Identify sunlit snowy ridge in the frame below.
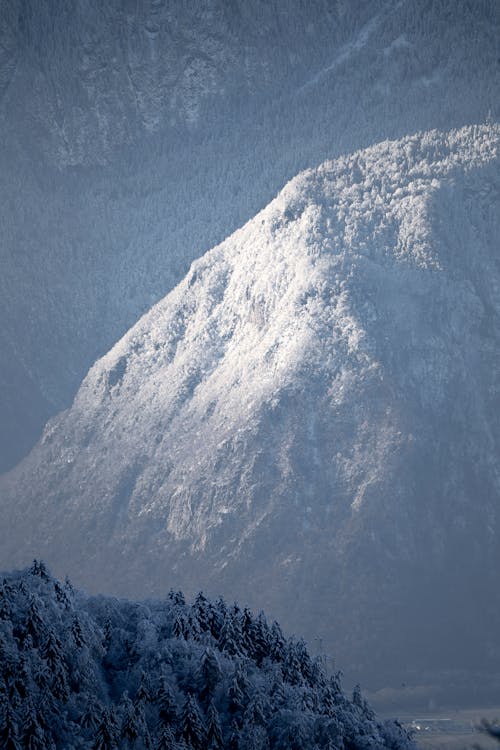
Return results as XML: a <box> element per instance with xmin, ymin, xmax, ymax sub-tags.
<box><xmin>1</xmin><ymin>124</ymin><xmax>499</xmax><ymax>687</ymax></box>
<box><xmin>1</xmin><ymin>0</ymin><xmax>498</xmax><ymax>472</ymax></box>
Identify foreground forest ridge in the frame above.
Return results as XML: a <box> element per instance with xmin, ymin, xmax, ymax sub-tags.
<box><xmin>0</xmin><ymin>563</ymin><xmax>415</xmax><ymax>749</ymax></box>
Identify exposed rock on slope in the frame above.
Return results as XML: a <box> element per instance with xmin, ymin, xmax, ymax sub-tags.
<box><xmin>1</xmin><ymin>125</ymin><xmax>499</xmax><ymax>686</ymax></box>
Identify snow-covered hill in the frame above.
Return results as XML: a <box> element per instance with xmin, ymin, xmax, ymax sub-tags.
<box><xmin>1</xmin><ymin>0</ymin><xmax>498</xmax><ymax>470</ymax></box>
<box><xmin>0</xmin><ymin>563</ymin><xmax>415</xmax><ymax>749</ymax></box>
<box><xmin>1</xmin><ymin>124</ymin><xmax>499</xmax><ymax>688</ymax></box>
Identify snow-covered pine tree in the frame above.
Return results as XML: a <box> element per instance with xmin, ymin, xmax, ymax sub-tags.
<box><xmin>93</xmin><ymin>707</ymin><xmax>119</xmax><ymax>750</ymax></box>
<box><xmin>156</xmin><ymin>677</ymin><xmax>177</xmax><ymax>728</ymax></box>
<box><xmin>120</xmin><ymin>694</ymin><xmax>141</xmax><ymax>746</ymax></box>
<box><xmin>206</xmin><ymin>700</ymin><xmax>223</xmax><ymax>750</ymax></box>
<box><xmin>135</xmin><ymin>671</ymin><xmax>154</xmax><ymax>705</ymax></box>
<box><xmin>155</xmin><ymin>724</ymin><xmax>176</xmax><ymax>750</ymax></box>
<box><xmin>21</xmin><ymin>696</ymin><xmax>54</xmax><ymax>750</ymax></box>
<box><xmin>196</xmin><ymin>648</ymin><xmax>222</xmax><ymax>706</ymax></box>
<box><xmin>218</xmin><ymin>611</ymin><xmax>243</xmax><ymax>657</ymax></box>
<box><xmin>192</xmin><ymin>592</ymin><xmax>210</xmax><ymax>634</ymax></box>
<box><xmin>0</xmin><ymin>702</ymin><xmax>21</xmax><ymax>750</ymax></box>
<box><xmin>179</xmin><ymin>694</ymin><xmax>205</xmax><ymax>750</ymax></box>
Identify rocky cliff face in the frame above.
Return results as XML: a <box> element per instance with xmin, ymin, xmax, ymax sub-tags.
<box><xmin>2</xmin><ymin>124</ymin><xmax>499</xmax><ymax>686</ymax></box>
<box><xmin>1</xmin><ymin>0</ymin><xmax>498</xmax><ymax>471</ymax></box>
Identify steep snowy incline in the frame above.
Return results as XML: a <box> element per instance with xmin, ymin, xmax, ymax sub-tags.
<box><xmin>1</xmin><ymin>125</ymin><xmax>499</xmax><ymax>688</ymax></box>
<box><xmin>1</xmin><ymin>0</ymin><xmax>498</xmax><ymax>472</ymax></box>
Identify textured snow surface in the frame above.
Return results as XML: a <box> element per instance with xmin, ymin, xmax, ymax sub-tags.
<box><xmin>1</xmin><ymin>125</ymin><xmax>499</xmax><ymax>686</ymax></box>
<box><xmin>1</xmin><ymin>0</ymin><xmax>499</xmax><ymax>470</ymax></box>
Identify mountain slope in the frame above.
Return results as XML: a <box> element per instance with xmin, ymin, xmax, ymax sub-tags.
<box><xmin>1</xmin><ymin>124</ymin><xmax>499</xmax><ymax>688</ymax></box>
<box><xmin>1</xmin><ymin>0</ymin><xmax>499</xmax><ymax>470</ymax></box>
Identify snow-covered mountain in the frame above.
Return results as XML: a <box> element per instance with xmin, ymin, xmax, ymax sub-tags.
<box><xmin>2</xmin><ymin>124</ymin><xmax>499</xmax><ymax>688</ymax></box>
<box><xmin>1</xmin><ymin>0</ymin><xmax>498</xmax><ymax>471</ymax></box>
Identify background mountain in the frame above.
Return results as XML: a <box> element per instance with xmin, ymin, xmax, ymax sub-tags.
<box><xmin>1</xmin><ymin>124</ymin><xmax>499</xmax><ymax>695</ymax></box>
<box><xmin>0</xmin><ymin>563</ymin><xmax>416</xmax><ymax>749</ymax></box>
<box><xmin>1</xmin><ymin>0</ymin><xmax>499</xmax><ymax>471</ymax></box>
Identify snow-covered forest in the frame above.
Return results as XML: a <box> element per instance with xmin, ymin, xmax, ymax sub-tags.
<box><xmin>0</xmin><ymin>563</ymin><xmax>415</xmax><ymax>749</ymax></box>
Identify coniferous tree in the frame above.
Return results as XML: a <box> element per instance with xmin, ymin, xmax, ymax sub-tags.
<box><xmin>218</xmin><ymin>612</ymin><xmax>243</xmax><ymax>657</ymax></box>
<box><xmin>352</xmin><ymin>684</ymin><xmax>363</xmax><ymax>709</ymax></box>
<box><xmin>244</xmin><ymin>691</ymin><xmax>267</xmax><ymax>728</ymax></box>
<box><xmin>196</xmin><ymin>648</ymin><xmax>221</xmax><ymax>705</ymax></box>
<box><xmin>283</xmin><ymin>641</ymin><xmax>303</xmax><ymax>686</ymax></box>
<box><xmin>206</xmin><ymin>600</ymin><xmax>223</xmax><ymax>641</ymax></box>
<box><xmin>29</xmin><ymin>561</ymin><xmax>49</xmax><ymax>581</ymax></box>
<box><xmin>211</xmin><ymin>597</ymin><xmax>228</xmax><ymax>640</ymax></box>
<box><xmin>320</xmin><ymin>685</ymin><xmax>337</xmax><ymax>717</ymax></box>
<box><xmin>188</xmin><ymin>611</ymin><xmax>203</xmax><ymax>640</ymax></box>
<box><xmin>269</xmin><ymin>667</ymin><xmax>286</xmax><ymax>709</ymax></box>
<box><xmin>241</xmin><ymin>608</ymin><xmax>254</xmax><ymax>655</ymax></box>
<box><xmin>51</xmin><ymin>664</ymin><xmax>70</xmax><ymax>702</ymax></box>
<box><xmin>22</xmin><ymin>697</ymin><xmax>54</xmax><ymax>750</ymax></box>
<box><xmin>31</xmin><ymin>661</ymin><xmax>50</xmax><ymax>693</ymax></box>
<box><xmin>3</xmin><ymin>656</ymin><xmax>22</xmax><ymax>711</ymax></box>
<box><xmin>167</xmin><ymin>591</ymin><xmax>185</xmax><ymax>607</ymax></box>
<box><xmin>136</xmin><ymin>671</ymin><xmax>153</xmax><ymax>705</ymax></box>
<box><xmin>0</xmin><ymin>587</ymin><xmax>11</xmax><ymax>620</ymax></box>
<box><xmin>180</xmin><ymin>695</ymin><xmax>205</xmax><ymax>750</ymax></box>
<box><xmin>71</xmin><ymin>614</ymin><xmax>86</xmax><ymax>648</ymax></box>
<box><xmin>227</xmin><ymin>717</ymin><xmax>240</xmax><ymax>750</ymax></box>
<box><xmin>0</xmin><ymin>703</ymin><xmax>21</xmax><ymax>750</ymax></box>
<box><xmin>134</xmin><ymin>699</ymin><xmax>152</xmax><ymax>749</ymax></box>
<box><xmin>172</xmin><ymin>613</ymin><xmax>188</xmax><ymax>641</ymax></box>
<box><xmin>206</xmin><ymin>700</ymin><xmax>223</xmax><ymax>750</ymax></box>
<box><xmin>93</xmin><ymin>707</ymin><xmax>119</xmax><ymax>750</ymax></box>
<box><xmin>121</xmin><ymin>694</ymin><xmax>140</xmax><ymax>746</ymax></box>
<box><xmin>103</xmin><ymin>618</ymin><xmax>113</xmax><ymax>650</ymax></box>
<box><xmin>53</xmin><ymin>581</ymin><xmax>70</xmax><ymax>609</ymax></box>
<box><xmin>80</xmin><ymin>699</ymin><xmax>101</xmax><ymax>734</ymax></box>
<box><xmin>41</xmin><ymin>630</ymin><xmax>65</xmax><ymax>673</ymax></box>
<box><xmin>295</xmin><ymin>639</ymin><xmax>313</xmax><ymax>684</ymax></box>
<box><xmin>228</xmin><ymin>674</ymin><xmax>244</xmax><ymax>718</ymax></box>
<box><xmin>25</xmin><ymin>599</ymin><xmax>44</xmax><ymax>648</ymax></box>
<box><xmin>310</xmin><ymin>657</ymin><xmax>326</xmax><ymax>691</ymax></box>
<box><xmin>14</xmin><ymin>656</ymin><xmax>30</xmax><ymax>702</ymax></box>
<box><xmin>192</xmin><ymin>592</ymin><xmax>210</xmax><ymax>633</ymax></box>
<box><xmin>155</xmin><ymin>724</ymin><xmax>176</xmax><ymax>750</ymax></box>
<box><xmin>250</xmin><ymin>613</ymin><xmax>270</xmax><ymax>666</ymax></box>
<box><xmin>156</xmin><ymin>678</ymin><xmax>177</xmax><ymax>727</ymax></box>
<box><xmin>18</xmin><ymin>580</ymin><xmax>28</xmax><ymax>597</ymax></box>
